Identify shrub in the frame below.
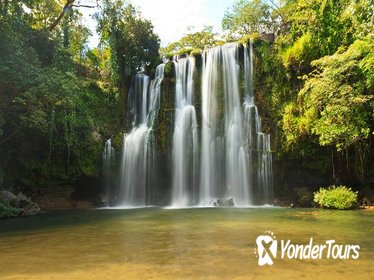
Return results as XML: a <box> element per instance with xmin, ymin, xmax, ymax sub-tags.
<box><xmin>313</xmin><ymin>186</ymin><xmax>358</xmax><ymax>210</ymax></box>
<box><xmin>0</xmin><ymin>202</ymin><xmax>22</xmax><ymax>219</ymax></box>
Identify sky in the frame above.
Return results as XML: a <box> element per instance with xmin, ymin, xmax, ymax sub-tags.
<box><xmin>81</xmin><ymin>0</ymin><xmax>238</xmax><ymax>47</ymax></box>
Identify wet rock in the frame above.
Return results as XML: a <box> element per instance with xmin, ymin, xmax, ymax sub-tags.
<box><xmin>216</xmin><ymin>199</ymin><xmax>224</xmax><ymax>207</ymax></box>
<box><xmin>361</xmin><ymin>197</ymin><xmax>372</xmax><ymax>206</ymax></box>
<box><xmin>0</xmin><ymin>190</ymin><xmax>40</xmax><ymax>218</ymax></box>
<box><xmin>224</xmin><ymin>197</ymin><xmax>235</xmax><ymax>207</ymax></box>
<box><xmin>22</xmin><ymin>202</ymin><xmax>40</xmax><ymax>216</ymax></box>
<box><xmin>17</xmin><ymin>192</ymin><xmax>32</xmax><ymax>207</ymax></box>
<box><xmin>273</xmin><ymin>198</ymin><xmax>293</xmax><ymax>207</ymax></box>
<box><xmin>0</xmin><ymin>190</ymin><xmax>20</xmax><ymax>207</ymax></box>
<box><xmin>295</xmin><ymin>187</ymin><xmax>313</xmax><ymax>207</ymax></box>
<box><xmin>17</xmin><ymin>192</ymin><xmax>30</xmax><ymax>202</ymax></box>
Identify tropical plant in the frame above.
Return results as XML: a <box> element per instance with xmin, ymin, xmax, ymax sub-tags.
<box><xmin>314</xmin><ymin>186</ymin><xmax>358</xmax><ymax>209</ymax></box>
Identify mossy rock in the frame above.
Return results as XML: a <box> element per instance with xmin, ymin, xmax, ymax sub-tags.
<box><xmin>164</xmin><ymin>61</ymin><xmax>175</xmax><ymax>78</ymax></box>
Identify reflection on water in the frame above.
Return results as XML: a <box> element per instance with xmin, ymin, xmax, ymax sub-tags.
<box><xmin>0</xmin><ymin>208</ymin><xmax>373</xmax><ymax>279</ymax></box>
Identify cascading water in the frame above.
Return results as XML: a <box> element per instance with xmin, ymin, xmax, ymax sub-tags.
<box><xmin>257</xmin><ymin>132</ymin><xmax>273</xmax><ymax>204</ymax></box>
<box><xmin>200</xmin><ymin>40</ymin><xmax>272</xmax><ymax>206</ymax></box>
<box><xmin>111</xmin><ymin>39</ymin><xmax>272</xmax><ymax>207</ymax></box>
<box><xmin>171</xmin><ymin>56</ymin><xmax>198</xmax><ymax>207</ymax></box>
<box><xmin>200</xmin><ymin>43</ymin><xmax>251</xmax><ymax>206</ymax></box>
<box><xmin>243</xmin><ymin>39</ymin><xmax>273</xmax><ymax>204</ymax></box>
<box><xmin>119</xmin><ymin>65</ymin><xmax>165</xmax><ymax>206</ymax></box>
<box><xmin>103</xmin><ymin>139</ymin><xmax>115</xmax><ymax>206</ymax></box>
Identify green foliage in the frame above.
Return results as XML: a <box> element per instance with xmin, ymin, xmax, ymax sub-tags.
<box><xmin>160</xmin><ymin>26</ymin><xmax>218</xmax><ymax>57</ymax></box>
<box><xmin>283</xmin><ymin>38</ymin><xmax>374</xmax><ymax>151</ymax></box>
<box><xmin>96</xmin><ymin>0</ymin><xmax>160</xmax><ymax>81</ymax></box>
<box><xmin>0</xmin><ymin>202</ymin><xmax>22</xmax><ymax>219</ymax></box>
<box><xmin>0</xmin><ymin>0</ymin><xmax>373</xmax><ymax>196</ymax></box>
<box><xmin>314</xmin><ymin>186</ymin><xmax>358</xmax><ymax>209</ymax></box>
<box><xmin>0</xmin><ymin>2</ymin><xmax>119</xmax><ymax>191</ymax></box>
<box><xmin>249</xmin><ymin>0</ymin><xmax>374</xmax><ymax>182</ymax></box>
<box><xmin>222</xmin><ymin>0</ymin><xmax>275</xmax><ymax>39</ymax></box>
<box><xmin>281</xmin><ymin>33</ymin><xmax>318</xmax><ymax>72</ymax></box>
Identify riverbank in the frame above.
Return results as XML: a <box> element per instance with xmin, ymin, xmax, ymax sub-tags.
<box><xmin>1</xmin><ymin>185</ymin><xmax>374</xmax><ymax>219</ymax></box>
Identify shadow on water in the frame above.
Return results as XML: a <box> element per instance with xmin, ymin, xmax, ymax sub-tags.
<box><xmin>0</xmin><ymin>207</ymin><xmax>156</xmax><ymax>236</ymax></box>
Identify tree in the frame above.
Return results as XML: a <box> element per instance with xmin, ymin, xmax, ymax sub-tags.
<box><xmin>0</xmin><ymin>0</ymin><xmax>115</xmax><ymax>191</ymax></box>
<box><xmin>222</xmin><ymin>0</ymin><xmax>274</xmax><ymax>39</ymax></box>
<box><xmin>159</xmin><ymin>26</ymin><xmax>218</xmax><ymax>57</ymax></box>
<box><xmin>95</xmin><ymin>0</ymin><xmax>160</xmax><ymax>125</ymax></box>
<box><xmin>284</xmin><ymin>38</ymin><xmax>373</xmax><ymax>150</ymax></box>
<box><xmin>282</xmin><ymin>37</ymin><xmax>374</xmax><ymax>180</ymax></box>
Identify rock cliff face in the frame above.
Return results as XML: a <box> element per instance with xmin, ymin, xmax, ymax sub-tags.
<box><xmin>152</xmin><ymin>61</ymin><xmax>176</xmax><ymax>204</ymax></box>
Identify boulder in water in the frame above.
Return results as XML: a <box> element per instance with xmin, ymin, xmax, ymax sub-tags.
<box><xmin>17</xmin><ymin>192</ymin><xmax>31</xmax><ymax>207</ymax></box>
<box><xmin>0</xmin><ymin>190</ymin><xmax>40</xmax><ymax>218</ymax></box>
<box><xmin>0</xmin><ymin>190</ymin><xmax>20</xmax><ymax>207</ymax></box>
<box><xmin>224</xmin><ymin>197</ymin><xmax>235</xmax><ymax>207</ymax></box>
<box><xmin>22</xmin><ymin>201</ymin><xmax>40</xmax><ymax>216</ymax></box>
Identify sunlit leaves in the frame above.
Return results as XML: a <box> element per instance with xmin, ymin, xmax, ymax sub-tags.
<box><xmin>222</xmin><ymin>0</ymin><xmax>274</xmax><ymax>39</ymax></box>
<box><xmin>159</xmin><ymin>26</ymin><xmax>218</xmax><ymax>57</ymax></box>
<box><xmin>283</xmin><ymin>38</ymin><xmax>374</xmax><ymax>150</ymax></box>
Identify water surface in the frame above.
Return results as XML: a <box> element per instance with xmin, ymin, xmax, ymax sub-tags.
<box><xmin>0</xmin><ymin>208</ymin><xmax>372</xmax><ymax>279</ymax></box>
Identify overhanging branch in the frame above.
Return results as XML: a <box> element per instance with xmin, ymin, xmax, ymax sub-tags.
<box><xmin>48</xmin><ymin>0</ymin><xmax>75</xmax><ymax>31</ymax></box>
<box><xmin>48</xmin><ymin>0</ymin><xmax>99</xmax><ymax>31</ymax></box>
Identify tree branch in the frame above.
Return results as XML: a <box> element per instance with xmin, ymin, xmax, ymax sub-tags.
<box><xmin>268</xmin><ymin>0</ymin><xmax>280</xmax><ymax>10</ymax></box>
<box><xmin>48</xmin><ymin>1</ymin><xmax>100</xmax><ymax>31</ymax></box>
<box><xmin>72</xmin><ymin>4</ymin><xmax>97</xmax><ymax>8</ymax></box>
<box><xmin>268</xmin><ymin>0</ymin><xmax>285</xmax><ymax>21</ymax></box>
<box><xmin>48</xmin><ymin>0</ymin><xmax>75</xmax><ymax>31</ymax></box>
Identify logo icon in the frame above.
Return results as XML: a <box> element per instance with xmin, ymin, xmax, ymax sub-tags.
<box><xmin>255</xmin><ymin>231</ymin><xmax>277</xmax><ymax>266</ymax></box>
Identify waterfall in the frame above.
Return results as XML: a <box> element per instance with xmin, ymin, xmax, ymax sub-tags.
<box><xmin>200</xmin><ymin>43</ymin><xmax>251</xmax><ymax>206</ymax></box>
<box><xmin>257</xmin><ymin>133</ymin><xmax>273</xmax><ymax>204</ymax></box>
<box><xmin>119</xmin><ymin>65</ymin><xmax>165</xmax><ymax>206</ymax></box>
<box><xmin>103</xmin><ymin>139</ymin><xmax>115</xmax><ymax>206</ymax></box>
<box><xmin>200</xmin><ymin>41</ymin><xmax>273</xmax><ymax>206</ymax></box>
<box><xmin>243</xmin><ymin>39</ymin><xmax>273</xmax><ymax>204</ymax></box>
<box><xmin>171</xmin><ymin>56</ymin><xmax>198</xmax><ymax>207</ymax></box>
<box><xmin>113</xmin><ymin>39</ymin><xmax>272</xmax><ymax>207</ymax></box>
